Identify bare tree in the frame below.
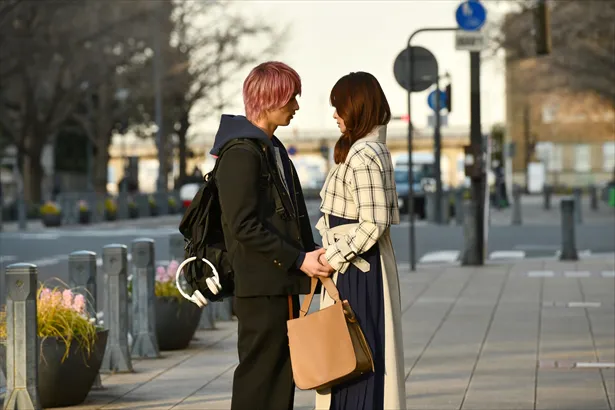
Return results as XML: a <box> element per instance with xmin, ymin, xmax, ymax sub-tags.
<box><xmin>0</xmin><ymin>1</ymin><xmax>158</xmax><ymax>200</ymax></box>
<box><xmin>495</xmin><ymin>0</ymin><xmax>615</xmax><ymax>103</ymax></box>
<box><xmin>164</xmin><ymin>1</ymin><xmax>284</xmax><ymax>183</ymax></box>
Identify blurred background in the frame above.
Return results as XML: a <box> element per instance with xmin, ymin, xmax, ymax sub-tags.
<box><xmin>0</xmin><ymin>0</ymin><xmax>613</xmax><ymax>218</ymax></box>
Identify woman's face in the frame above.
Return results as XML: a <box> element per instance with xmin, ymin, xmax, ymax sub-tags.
<box><xmin>333</xmin><ymin>109</ymin><xmax>346</xmax><ymax>133</ymax></box>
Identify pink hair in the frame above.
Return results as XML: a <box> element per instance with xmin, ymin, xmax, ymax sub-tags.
<box><xmin>243</xmin><ymin>61</ymin><xmax>301</xmax><ymax>121</ymax></box>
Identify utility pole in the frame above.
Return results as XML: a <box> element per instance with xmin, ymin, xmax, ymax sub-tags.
<box><xmin>433</xmin><ymin>78</ymin><xmax>443</xmax><ymax>225</ymax></box>
<box><xmin>464</xmin><ymin>51</ymin><xmax>485</xmax><ymax>265</ymax></box>
<box><xmin>152</xmin><ymin>4</ymin><xmax>168</xmax><ymax>214</ymax></box>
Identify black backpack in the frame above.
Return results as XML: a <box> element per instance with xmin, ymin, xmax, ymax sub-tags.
<box><xmin>177</xmin><ymin>138</ymin><xmax>288</xmax><ymax>305</ymax></box>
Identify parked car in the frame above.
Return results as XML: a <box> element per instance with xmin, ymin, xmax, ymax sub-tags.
<box><xmin>394</xmin><ymin>153</ymin><xmax>444</xmax><ymax>219</ymax></box>
<box><xmin>179</xmin><ymin>182</ymin><xmax>200</xmax><ymax>210</ymax></box>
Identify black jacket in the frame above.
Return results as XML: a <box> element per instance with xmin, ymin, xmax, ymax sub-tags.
<box><xmin>212</xmin><ymin>115</ymin><xmax>315</xmax><ymax>297</ymax></box>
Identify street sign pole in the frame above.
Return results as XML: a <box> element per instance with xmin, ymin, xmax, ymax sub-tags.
<box><xmin>405</xmin><ymin>27</ymin><xmax>457</xmax><ymax>271</ymax></box>
<box><xmin>468</xmin><ymin>50</ymin><xmax>485</xmax><ymax>265</ymax></box>
<box><xmin>434</xmin><ymin>79</ymin><xmax>443</xmax><ymax>225</ymax></box>
<box><xmin>456</xmin><ymin>0</ymin><xmax>487</xmax><ymax>266</ymax></box>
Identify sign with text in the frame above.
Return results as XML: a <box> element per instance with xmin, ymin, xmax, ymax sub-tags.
<box><xmin>455</xmin><ymin>30</ymin><xmax>486</xmax><ymax>51</ymax></box>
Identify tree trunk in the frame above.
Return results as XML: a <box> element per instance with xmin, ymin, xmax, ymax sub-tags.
<box><xmin>93</xmin><ymin>147</ymin><xmax>110</xmax><ymax>194</ymax></box>
<box><xmin>23</xmin><ymin>134</ymin><xmax>44</xmax><ymax>204</ymax></box>
<box><xmin>92</xmin><ymin>83</ymin><xmax>113</xmax><ymax>194</ymax></box>
<box><xmin>177</xmin><ymin>111</ymin><xmax>190</xmax><ymax>185</ymax></box>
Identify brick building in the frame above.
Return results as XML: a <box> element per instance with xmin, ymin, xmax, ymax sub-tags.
<box><xmin>505</xmin><ymin>58</ymin><xmax>615</xmax><ymax>188</ymax></box>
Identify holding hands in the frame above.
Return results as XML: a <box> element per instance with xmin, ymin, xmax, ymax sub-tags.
<box><xmin>300</xmin><ymin>248</ymin><xmax>334</xmax><ymax>278</ymax></box>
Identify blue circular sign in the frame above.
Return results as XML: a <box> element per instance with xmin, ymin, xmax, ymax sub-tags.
<box><xmin>288</xmin><ymin>146</ymin><xmax>297</xmax><ymax>156</ymax></box>
<box><xmin>427</xmin><ymin>90</ymin><xmax>447</xmax><ymax>112</ymax></box>
<box><xmin>455</xmin><ymin>0</ymin><xmax>487</xmax><ymax>31</ymax></box>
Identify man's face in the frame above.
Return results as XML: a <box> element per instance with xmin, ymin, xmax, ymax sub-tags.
<box><xmin>266</xmin><ymin>95</ymin><xmax>299</xmax><ymax>127</ymax></box>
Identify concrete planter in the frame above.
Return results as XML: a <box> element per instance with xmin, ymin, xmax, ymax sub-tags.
<box><xmin>41</xmin><ymin>213</ymin><xmax>62</xmax><ymax>227</ymax></box>
<box><xmin>155</xmin><ymin>297</ymin><xmax>202</xmax><ymax>351</ymax></box>
<box><xmin>1</xmin><ymin>329</ymin><xmax>108</xmax><ymax>408</ymax></box>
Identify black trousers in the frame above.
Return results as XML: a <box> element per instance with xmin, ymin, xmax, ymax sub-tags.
<box><xmin>231</xmin><ymin>294</ymin><xmax>300</xmax><ymax>410</ymax></box>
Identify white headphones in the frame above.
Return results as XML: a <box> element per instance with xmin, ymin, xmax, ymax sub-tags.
<box><xmin>175</xmin><ymin>256</ymin><xmax>223</xmax><ymax>307</ymax></box>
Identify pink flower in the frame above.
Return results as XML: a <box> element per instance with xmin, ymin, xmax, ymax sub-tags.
<box><xmin>39</xmin><ymin>288</ymin><xmax>52</xmax><ymax>302</ymax></box>
<box><xmin>73</xmin><ymin>294</ymin><xmax>86</xmax><ymax>313</ymax></box>
<box><xmin>167</xmin><ymin>260</ymin><xmax>179</xmax><ymax>275</ymax></box>
<box><xmin>62</xmin><ymin>289</ymin><xmax>74</xmax><ymax>308</ymax></box>
<box><xmin>50</xmin><ymin>290</ymin><xmax>62</xmax><ymax>307</ymax></box>
<box><xmin>156</xmin><ymin>266</ymin><xmax>167</xmax><ymax>282</ymax></box>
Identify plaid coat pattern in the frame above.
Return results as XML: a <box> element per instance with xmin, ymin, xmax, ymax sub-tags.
<box><xmin>317</xmin><ymin>125</ymin><xmax>400</xmax><ymax>271</ymax></box>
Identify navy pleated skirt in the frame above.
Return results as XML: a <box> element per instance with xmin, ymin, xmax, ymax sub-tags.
<box><xmin>328</xmin><ymin>215</ymin><xmax>385</xmax><ymax>410</ymax></box>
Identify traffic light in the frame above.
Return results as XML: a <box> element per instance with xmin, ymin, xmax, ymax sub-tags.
<box><xmin>444</xmin><ymin>84</ymin><xmax>452</xmax><ymax>113</ymax></box>
<box><xmin>534</xmin><ymin>0</ymin><xmax>551</xmax><ymax>56</ymax></box>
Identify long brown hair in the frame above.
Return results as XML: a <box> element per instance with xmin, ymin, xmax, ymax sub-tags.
<box><xmin>330</xmin><ymin>72</ymin><xmax>391</xmax><ymax>164</ymax></box>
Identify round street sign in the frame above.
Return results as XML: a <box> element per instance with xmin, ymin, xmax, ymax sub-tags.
<box><xmin>393</xmin><ymin>46</ymin><xmax>438</xmax><ymax>93</ymax></box>
<box><xmin>455</xmin><ymin>0</ymin><xmax>487</xmax><ymax>31</ymax></box>
<box><xmin>288</xmin><ymin>146</ymin><xmax>297</xmax><ymax>156</ymax></box>
<box><xmin>427</xmin><ymin>90</ymin><xmax>447</xmax><ymax>112</ymax></box>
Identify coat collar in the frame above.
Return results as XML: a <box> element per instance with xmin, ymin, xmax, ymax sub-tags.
<box><xmin>358</xmin><ymin>125</ymin><xmax>387</xmax><ymax>144</ymax></box>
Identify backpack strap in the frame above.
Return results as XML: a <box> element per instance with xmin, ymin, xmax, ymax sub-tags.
<box><xmin>213</xmin><ymin>138</ymin><xmax>292</xmax><ymax>219</ymax></box>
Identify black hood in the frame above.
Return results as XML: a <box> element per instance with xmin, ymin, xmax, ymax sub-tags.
<box><xmin>209</xmin><ymin>114</ymin><xmax>273</xmax><ymax>156</ymax></box>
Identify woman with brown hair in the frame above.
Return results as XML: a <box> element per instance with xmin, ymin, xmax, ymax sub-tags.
<box><xmin>314</xmin><ymin>72</ymin><xmax>406</xmax><ymax>410</ymax></box>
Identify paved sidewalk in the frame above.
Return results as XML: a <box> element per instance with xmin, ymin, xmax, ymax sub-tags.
<box><xmin>488</xmin><ymin>194</ymin><xmax>615</xmax><ymax>226</ymax></box>
<box><xmin>0</xmin><ymin>214</ymin><xmax>182</xmax><ymax>233</ymax></box>
<box><xmin>58</xmin><ymin>257</ymin><xmax>614</xmax><ymax>410</ymax></box>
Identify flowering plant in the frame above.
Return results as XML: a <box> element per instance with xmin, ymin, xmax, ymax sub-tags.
<box><xmin>40</xmin><ymin>201</ymin><xmax>61</xmax><ymax>215</ymax></box>
<box><xmin>77</xmin><ymin>200</ymin><xmax>89</xmax><ymax>212</ymax></box>
<box><xmin>148</xmin><ymin>195</ymin><xmax>156</xmax><ymax>207</ymax></box>
<box><xmin>0</xmin><ymin>282</ymin><xmax>99</xmax><ymax>362</ymax></box>
<box><xmin>155</xmin><ymin>260</ymin><xmax>185</xmax><ymax>301</ymax></box>
<box><xmin>104</xmin><ymin>198</ymin><xmax>117</xmax><ymax>213</ymax></box>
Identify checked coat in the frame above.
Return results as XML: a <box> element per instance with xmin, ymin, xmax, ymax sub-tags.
<box><xmin>315</xmin><ymin>125</ymin><xmax>407</xmax><ymax>409</ymax></box>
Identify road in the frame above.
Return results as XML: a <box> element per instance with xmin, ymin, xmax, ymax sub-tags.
<box><xmin>1</xmin><ymin>199</ymin><xmax>614</xmax><ymax>303</ymax></box>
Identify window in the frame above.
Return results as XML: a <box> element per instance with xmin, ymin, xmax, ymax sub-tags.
<box><xmin>107</xmin><ymin>166</ymin><xmax>115</xmax><ymax>184</ymax></box>
<box><xmin>574</xmin><ymin>144</ymin><xmax>591</xmax><ymax>172</ymax></box>
<box><xmin>535</xmin><ymin>142</ymin><xmax>563</xmax><ymax>172</ymax></box>
<box><xmin>603</xmin><ymin>142</ymin><xmax>615</xmax><ymax>172</ymax></box>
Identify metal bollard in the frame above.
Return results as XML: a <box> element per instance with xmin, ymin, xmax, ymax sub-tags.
<box><xmin>169</xmin><ymin>233</ymin><xmax>185</xmax><ymax>261</ymax></box>
<box><xmin>511</xmin><ymin>185</ymin><xmax>522</xmax><ymax>225</ymax></box>
<box><xmin>573</xmin><ymin>187</ymin><xmax>583</xmax><ymax>224</ymax></box>
<box><xmin>560</xmin><ymin>199</ymin><xmax>579</xmax><ymax>261</ymax></box>
<box><xmin>213</xmin><ymin>299</ymin><xmax>233</xmax><ymax>321</ymax></box>
<box><xmin>130</xmin><ymin>238</ymin><xmax>160</xmax><ymax>358</ymax></box>
<box><xmin>198</xmin><ymin>301</ymin><xmax>216</xmax><ymax>330</ymax></box>
<box><xmin>3</xmin><ymin>263</ymin><xmax>41</xmax><ymax>410</ymax></box>
<box><xmin>68</xmin><ymin>251</ymin><xmax>98</xmax><ymax>319</ymax></box>
<box><xmin>68</xmin><ymin>250</ymin><xmax>103</xmax><ymax>389</ymax></box>
<box><xmin>117</xmin><ymin>193</ymin><xmax>129</xmax><ymax>220</ymax></box>
<box><xmin>454</xmin><ymin>188</ymin><xmax>465</xmax><ymax>226</ymax></box>
<box><xmin>425</xmin><ymin>192</ymin><xmax>435</xmax><ymax>224</ymax></box>
<box><xmin>589</xmin><ymin>185</ymin><xmax>598</xmax><ymax>211</ymax></box>
<box><xmin>543</xmin><ymin>185</ymin><xmax>552</xmax><ymax>210</ymax></box>
<box><xmin>101</xmin><ymin>244</ymin><xmax>133</xmax><ymax>373</ymax></box>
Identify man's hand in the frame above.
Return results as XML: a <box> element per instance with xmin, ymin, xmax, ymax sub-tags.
<box><xmin>300</xmin><ymin>248</ymin><xmax>334</xmax><ymax>278</ymax></box>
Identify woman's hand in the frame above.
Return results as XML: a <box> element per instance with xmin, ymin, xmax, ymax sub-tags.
<box><xmin>316</xmin><ymin>253</ymin><xmax>335</xmax><ymax>277</ymax></box>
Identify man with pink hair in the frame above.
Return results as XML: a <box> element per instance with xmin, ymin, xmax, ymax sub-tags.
<box><xmin>211</xmin><ymin>61</ymin><xmax>333</xmax><ymax>409</ymax></box>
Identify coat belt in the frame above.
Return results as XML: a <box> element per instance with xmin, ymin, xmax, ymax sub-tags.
<box><xmin>317</xmin><ymin>217</ymin><xmax>371</xmax><ymax>274</ymax></box>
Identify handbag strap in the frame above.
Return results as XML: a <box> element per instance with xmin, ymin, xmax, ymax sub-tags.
<box><xmin>298</xmin><ymin>277</ymin><xmax>340</xmax><ymax>318</ymax></box>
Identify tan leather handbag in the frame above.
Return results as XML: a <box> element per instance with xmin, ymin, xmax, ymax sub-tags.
<box><xmin>286</xmin><ymin>276</ymin><xmax>374</xmax><ymax>391</ymax></box>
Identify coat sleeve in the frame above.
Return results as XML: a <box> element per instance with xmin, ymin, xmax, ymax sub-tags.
<box><xmin>324</xmin><ymin>147</ymin><xmax>391</xmax><ymax>271</ymax></box>
<box><xmin>216</xmin><ymin>146</ymin><xmax>301</xmax><ymax>272</ymax></box>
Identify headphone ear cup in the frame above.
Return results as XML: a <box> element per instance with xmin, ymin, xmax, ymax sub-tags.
<box><xmin>193</xmin><ymin>290</ymin><xmax>208</xmax><ymax>307</ymax></box>
<box><xmin>206</xmin><ymin>277</ymin><xmax>222</xmax><ymax>295</ymax></box>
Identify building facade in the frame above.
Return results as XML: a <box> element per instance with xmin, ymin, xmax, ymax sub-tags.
<box><xmin>506</xmin><ymin>58</ymin><xmax>615</xmax><ymax>188</ymax></box>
